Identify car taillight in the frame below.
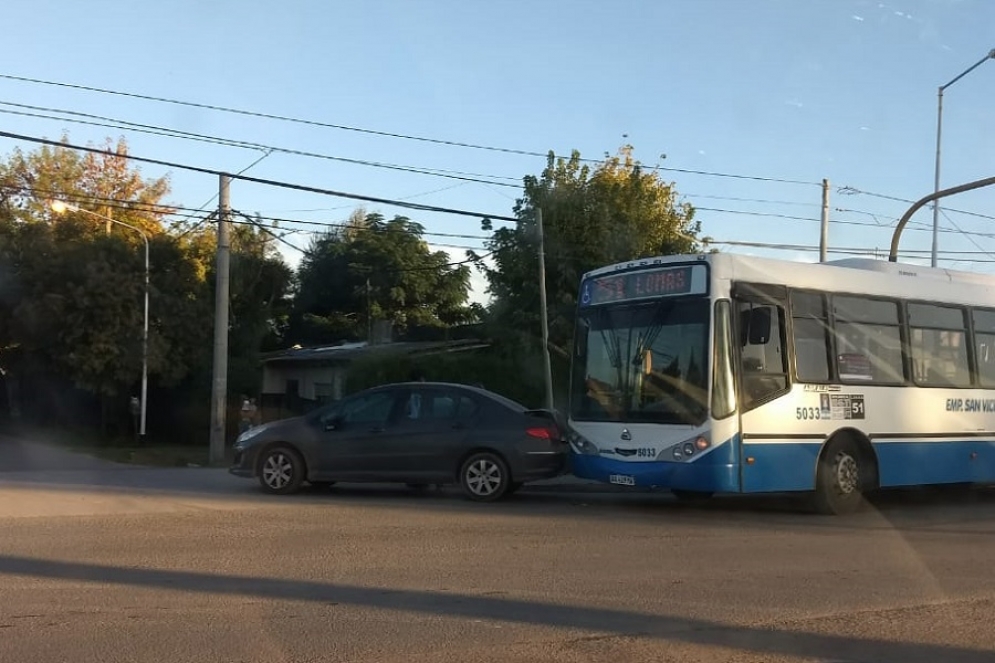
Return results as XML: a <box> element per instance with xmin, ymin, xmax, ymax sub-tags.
<box><xmin>526</xmin><ymin>426</ymin><xmax>558</xmax><ymax>440</ymax></box>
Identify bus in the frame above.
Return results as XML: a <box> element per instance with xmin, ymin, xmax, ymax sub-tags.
<box><xmin>566</xmin><ymin>252</ymin><xmax>995</xmax><ymax>514</ymax></box>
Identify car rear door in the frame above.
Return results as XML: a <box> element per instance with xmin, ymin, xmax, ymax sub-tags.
<box><xmin>388</xmin><ymin>387</ymin><xmax>477</xmax><ymax>481</ymax></box>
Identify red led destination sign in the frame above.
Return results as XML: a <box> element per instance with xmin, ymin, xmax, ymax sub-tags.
<box><xmin>580</xmin><ymin>265</ymin><xmax>696</xmax><ymax>306</ymax></box>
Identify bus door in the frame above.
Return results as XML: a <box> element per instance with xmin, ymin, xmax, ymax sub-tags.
<box><xmin>731</xmin><ymin>283</ymin><xmax>791</xmax><ymax>490</ymax></box>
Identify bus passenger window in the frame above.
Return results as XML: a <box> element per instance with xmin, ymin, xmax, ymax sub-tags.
<box><xmin>973</xmin><ymin>309</ymin><xmax>995</xmax><ymax>387</ymax></box>
<box><xmin>832</xmin><ymin>296</ymin><xmax>904</xmax><ymax>384</ymax></box>
<box><xmin>790</xmin><ymin>291</ymin><xmax>830</xmax><ymax>382</ymax></box>
<box><xmin>909</xmin><ymin>303</ymin><xmax>969</xmax><ymax>387</ymax></box>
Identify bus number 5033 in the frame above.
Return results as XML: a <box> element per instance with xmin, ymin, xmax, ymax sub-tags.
<box><xmin>796</xmin><ymin>407</ymin><xmax>822</xmax><ymax>421</ymax></box>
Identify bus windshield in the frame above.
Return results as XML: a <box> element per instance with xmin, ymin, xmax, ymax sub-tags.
<box><xmin>572</xmin><ymin>298</ymin><xmax>710</xmax><ymax>425</ymax></box>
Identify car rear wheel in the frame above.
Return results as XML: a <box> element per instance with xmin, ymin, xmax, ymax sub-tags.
<box><xmin>258</xmin><ymin>446</ymin><xmax>305</xmax><ymax>495</ymax></box>
<box><xmin>459</xmin><ymin>452</ymin><xmax>510</xmax><ymax>502</ymax></box>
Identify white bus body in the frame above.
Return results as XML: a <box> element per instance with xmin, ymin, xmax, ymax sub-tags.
<box><xmin>567</xmin><ymin>253</ymin><xmax>995</xmax><ymax>513</ymax></box>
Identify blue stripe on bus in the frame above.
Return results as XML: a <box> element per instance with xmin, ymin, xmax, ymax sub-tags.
<box><xmin>569</xmin><ymin>434</ymin><xmax>741</xmax><ymax>493</ymax></box>
<box><xmin>873</xmin><ymin>440</ymin><xmax>995</xmax><ymax>487</ymax></box>
<box><xmin>742</xmin><ymin>438</ymin><xmax>995</xmax><ymax>493</ymax></box>
<box><xmin>741</xmin><ymin>443</ymin><xmax>820</xmax><ymax>493</ymax></box>
<box><xmin>572</xmin><ymin>436</ymin><xmax>995</xmax><ymax>494</ymax></box>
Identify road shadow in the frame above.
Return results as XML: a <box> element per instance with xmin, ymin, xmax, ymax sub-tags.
<box><xmin>0</xmin><ymin>552</ymin><xmax>990</xmax><ymax>663</ymax></box>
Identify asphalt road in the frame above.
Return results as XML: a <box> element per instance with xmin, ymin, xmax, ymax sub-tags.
<box><xmin>1</xmin><ymin>438</ymin><xmax>994</xmax><ymax>662</ymax></box>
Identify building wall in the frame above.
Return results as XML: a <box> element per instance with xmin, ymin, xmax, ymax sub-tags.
<box><xmin>262</xmin><ymin>364</ymin><xmax>346</xmax><ymax>401</ymax></box>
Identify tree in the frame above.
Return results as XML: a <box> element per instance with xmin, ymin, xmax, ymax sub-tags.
<box><xmin>0</xmin><ymin>136</ymin><xmax>172</xmax><ymax>235</ymax></box>
<box><xmin>225</xmin><ymin>216</ymin><xmax>295</xmax><ymax>394</ymax></box>
<box><xmin>0</xmin><ymin>138</ymin><xmax>212</xmax><ymax>431</ymax></box>
<box><xmin>288</xmin><ymin>211</ymin><xmax>474</xmax><ymax>346</ymax></box>
<box><xmin>482</xmin><ymin>146</ymin><xmax>704</xmax><ymax>357</ymax></box>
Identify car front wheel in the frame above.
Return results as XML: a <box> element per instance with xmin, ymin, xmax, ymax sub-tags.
<box><xmin>258</xmin><ymin>446</ymin><xmax>305</xmax><ymax>495</ymax></box>
<box><xmin>459</xmin><ymin>452</ymin><xmax>510</xmax><ymax>502</ymax></box>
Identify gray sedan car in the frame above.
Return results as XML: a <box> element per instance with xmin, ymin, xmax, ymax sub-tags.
<box><xmin>230</xmin><ymin>382</ymin><xmax>568</xmax><ymax>501</ymax></box>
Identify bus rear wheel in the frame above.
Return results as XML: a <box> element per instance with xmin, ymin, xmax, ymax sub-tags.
<box><xmin>814</xmin><ymin>438</ymin><xmax>869</xmax><ymax>515</ymax></box>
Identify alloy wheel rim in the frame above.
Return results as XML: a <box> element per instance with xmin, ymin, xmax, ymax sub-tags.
<box><xmin>835</xmin><ymin>453</ymin><xmax>859</xmax><ymax>495</ymax></box>
<box><xmin>263</xmin><ymin>453</ymin><xmax>293</xmax><ymax>489</ymax></box>
<box><xmin>466</xmin><ymin>459</ymin><xmax>502</xmax><ymax>496</ymax></box>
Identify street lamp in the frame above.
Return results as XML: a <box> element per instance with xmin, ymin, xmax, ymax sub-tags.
<box><xmin>930</xmin><ymin>48</ymin><xmax>995</xmax><ymax>268</ymax></box>
<box><xmin>50</xmin><ymin>200</ymin><xmax>150</xmax><ymax>438</ymax></box>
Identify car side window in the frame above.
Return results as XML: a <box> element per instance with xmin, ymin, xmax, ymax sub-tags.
<box><xmin>339</xmin><ymin>392</ymin><xmax>396</xmax><ymax>426</ymax></box>
<box><xmin>402</xmin><ymin>390</ymin><xmax>475</xmax><ymax>421</ymax></box>
<box><xmin>455</xmin><ymin>395</ymin><xmax>478</xmax><ymax>419</ymax></box>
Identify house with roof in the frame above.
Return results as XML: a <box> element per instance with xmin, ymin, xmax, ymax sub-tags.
<box><xmin>259</xmin><ymin>326</ymin><xmax>491</xmax><ymax>420</ymax></box>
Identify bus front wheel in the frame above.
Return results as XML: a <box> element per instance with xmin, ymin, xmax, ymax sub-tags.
<box><xmin>814</xmin><ymin>438</ymin><xmax>869</xmax><ymax>515</ymax></box>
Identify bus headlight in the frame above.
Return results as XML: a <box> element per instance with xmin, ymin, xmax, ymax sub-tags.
<box><xmin>658</xmin><ymin>433</ymin><xmax>710</xmax><ymax>461</ymax></box>
<box><xmin>568</xmin><ymin>431</ymin><xmax>599</xmax><ymax>455</ymax></box>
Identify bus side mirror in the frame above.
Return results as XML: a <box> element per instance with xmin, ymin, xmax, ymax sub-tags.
<box><xmin>748</xmin><ymin>308</ymin><xmax>772</xmax><ymax>345</ymax></box>
<box><xmin>740</xmin><ymin>307</ymin><xmax>772</xmax><ymax>345</ymax></box>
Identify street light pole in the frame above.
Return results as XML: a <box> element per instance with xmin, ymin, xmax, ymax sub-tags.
<box><xmin>930</xmin><ymin>48</ymin><xmax>995</xmax><ymax>268</ymax></box>
<box><xmin>50</xmin><ymin>200</ymin><xmax>150</xmax><ymax>437</ymax></box>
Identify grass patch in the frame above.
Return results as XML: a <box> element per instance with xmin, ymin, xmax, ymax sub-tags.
<box><xmin>77</xmin><ymin>445</ymin><xmax>215</xmax><ymax>467</ymax></box>
<box><xmin>0</xmin><ymin>421</ymin><xmax>228</xmax><ymax>467</ymax></box>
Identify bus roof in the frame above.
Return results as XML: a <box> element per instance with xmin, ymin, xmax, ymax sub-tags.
<box><xmin>583</xmin><ymin>253</ymin><xmax>995</xmax><ymax>307</ymax></box>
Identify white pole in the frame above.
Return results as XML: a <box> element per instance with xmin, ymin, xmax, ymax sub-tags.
<box><xmin>536</xmin><ymin>208</ymin><xmax>554</xmax><ymax>411</ymax></box>
<box><xmin>139</xmin><ymin>236</ymin><xmax>149</xmax><ymax>437</ymax></box>
<box><xmin>819</xmin><ymin>178</ymin><xmax>830</xmax><ymax>262</ymax></box>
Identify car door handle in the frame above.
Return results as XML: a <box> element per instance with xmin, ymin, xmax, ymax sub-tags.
<box><xmin>369</xmin><ymin>426</ymin><xmax>385</xmax><ymax>433</ymax></box>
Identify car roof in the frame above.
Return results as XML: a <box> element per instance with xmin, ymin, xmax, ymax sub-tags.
<box><xmin>372</xmin><ymin>381</ymin><xmax>527</xmax><ymax>413</ymax></box>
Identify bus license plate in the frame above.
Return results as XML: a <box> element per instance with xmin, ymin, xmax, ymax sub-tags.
<box><xmin>609</xmin><ymin>474</ymin><xmax>635</xmax><ymax>486</ymax></box>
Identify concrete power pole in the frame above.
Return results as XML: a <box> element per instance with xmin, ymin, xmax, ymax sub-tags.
<box><xmin>536</xmin><ymin>208</ymin><xmax>554</xmax><ymax>411</ymax></box>
<box><xmin>209</xmin><ymin>174</ymin><xmax>232</xmax><ymax>465</ymax></box>
<box><xmin>819</xmin><ymin>178</ymin><xmax>830</xmax><ymax>263</ymax></box>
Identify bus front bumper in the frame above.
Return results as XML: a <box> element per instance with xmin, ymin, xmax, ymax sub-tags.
<box><xmin>569</xmin><ymin>452</ymin><xmax>739</xmax><ymax>493</ymax></box>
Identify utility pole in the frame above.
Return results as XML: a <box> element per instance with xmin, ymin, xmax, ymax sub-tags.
<box><xmin>536</xmin><ymin>208</ymin><xmax>554</xmax><ymax>411</ymax></box>
<box><xmin>209</xmin><ymin>174</ymin><xmax>231</xmax><ymax>466</ymax></box>
<box><xmin>819</xmin><ymin>178</ymin><xmax>830</xmax><ymax>262</ymax></box>
<box><xmin>366</xmin><ymin>278</ymin><xmax>372</xmax><ymax>342</ymax></box>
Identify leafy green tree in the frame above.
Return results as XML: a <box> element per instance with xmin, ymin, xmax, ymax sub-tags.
<box><xmin>0</xmin><ymin>136</ymin><xmax>172</xmax><ymax>235</ymax></box>
<box><xmin>0</xmin><ymin>139</ymin><xmax>213</xmax><ymax>432</ymax></box>
<box><xmin>482</xmin><ymin>146</ymin><xmax>704</xmax><ymax>357</ymax></box>
<box><xmin>288</xmin><ymin>210</ymin><xmax>474</xmax><ymax>345</ymax></box>
<box><xmin>225</xmin><ymin>217</ymin><xmax>295</xmax><ymax>395</ymax></box>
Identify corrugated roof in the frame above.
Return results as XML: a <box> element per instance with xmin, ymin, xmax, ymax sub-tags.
<box><xmin>261</xmin><ymin>339</ymin><xmax>490</xmax><ymax>365</ymax></box>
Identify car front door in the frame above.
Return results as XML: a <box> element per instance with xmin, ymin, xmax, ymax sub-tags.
<box><xmin>317</xmin><ymin>389</ymin><xmax>403</xmax><ymax>480</ymax></box>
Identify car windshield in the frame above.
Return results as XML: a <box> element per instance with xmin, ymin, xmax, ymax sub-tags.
<box><xmin>571</xmin><ymin>298</ymin><xmax>710</xmax><ymax>425</ymax></box>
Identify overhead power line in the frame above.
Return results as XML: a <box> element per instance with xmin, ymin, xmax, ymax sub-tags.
<box><xmin>247</xmin><ymin>212</ymin><xmax>491</xmax><ymax>241</ymax></box>
<box><xmin>0</xmin><ymin>102</ymin><xmax>522</xmax><ymax>188</ymax></box>
<box><xmin>0</xmin><ymin>130</ymin><xmax>519</xmax><ymax>223</ymax></box>
<box><xmin>838</xmin><ymin>185</ymin><xmax>995</xmax><ymax>223</ymax></box>
<box><xmin>712</xmin><ymin>239</ymin><xmax>995</xmax><ymax>256</ymax></box>
<box><xmin>0</xmin><ymin>72</ymin><xmax>820</xmax><ymax>187</ymax></box>
<box><xmin>232</xmin><ymin>211</ymin><xmax>491</xmax><ymax>272</ymax></box>
<box><xmin>5</xmin><ymin>182</ymin><xmax>496</xmax><ymax>243</ymax></box>
<box><xmin>698</xmin><ymin>205</ymin><xmax>995</xmax><ymax>239</ymax></box>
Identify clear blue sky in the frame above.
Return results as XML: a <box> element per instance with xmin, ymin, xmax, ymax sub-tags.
<box><xmin>1</xmin><ymin>0</ymin><xmax>993</xmax><ymax>302</ymax></box>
